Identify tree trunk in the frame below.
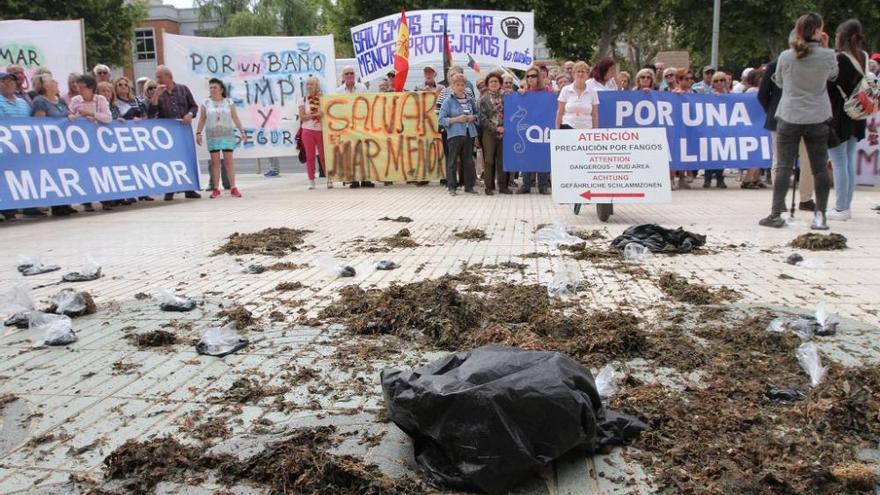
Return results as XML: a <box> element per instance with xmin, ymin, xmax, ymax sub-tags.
<box><xmin>597</xmin><ymin>19</ymin><xmax>616</xmax><ymax>59</ymax></box>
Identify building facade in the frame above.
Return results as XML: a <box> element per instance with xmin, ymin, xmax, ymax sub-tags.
<box><xmin>124</xmin><ymin>0</ymin><xmax>217</xmax><ymax>83</ymax></box>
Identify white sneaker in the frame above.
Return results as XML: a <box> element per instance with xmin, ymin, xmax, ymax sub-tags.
<box><xmin>308</xmin><ymin>180</ymin><xmax>316</xmax><ymax>190</ymax></box>
<box><xmin>827</xmin><ymin>209</ymin><xmax>851</xmax><ymax>221</ymax></box>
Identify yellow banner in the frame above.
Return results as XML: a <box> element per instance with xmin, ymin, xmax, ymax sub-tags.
<box><xmin>321</xmin><ymin>92</ymin><xmax>445</xmax><ymax>182</ymax></box>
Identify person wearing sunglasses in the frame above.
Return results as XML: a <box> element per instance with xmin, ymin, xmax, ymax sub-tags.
<box><xmin>93</xmin><ymin>64</ymin><xmax>112</xmax><ymax>84</ymax></box>
<box><xmin>634</xmin><ymin>68</ymin><xmax>655</xmax><ymax>91</ymax></box>
<box><xmin>517</xmin><ymin>65</ymin><xmax>552</xmax><ymax>194</ymax></box>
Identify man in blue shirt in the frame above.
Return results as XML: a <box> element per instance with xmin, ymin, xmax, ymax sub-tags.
<box><xmin>691</xmin><ymin>66</ymin><xmax>715</xmax><ymax>94</ymax></box>
<box><xmin>0</xmin><ymin>71</ymin><xmax>32</xmax><ymax>117</ymax></box>
<box><xmin>1</xmin><ymin>71</ymin><xmax>44</xmax><ymax>220</ymax></box>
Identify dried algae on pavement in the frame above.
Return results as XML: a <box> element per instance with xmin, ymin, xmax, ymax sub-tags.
<box><xmin>213</xmin><ymin>228</ymin><xmax>313</xmax><ymax>256</ymax></box>
<box><xmin>790</xmin><ymin>233</ymin><xmax>848</xmax><ymax>251</ymax></box>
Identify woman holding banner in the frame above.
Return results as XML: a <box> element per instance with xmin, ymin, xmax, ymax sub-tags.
<box><xmin>31</xmin><ymin>74</ymin><xmax>77</xmax><ymax>217</ymax></box>
<box><xmin>439</xmin><ymin>73</ymin><xmax>479</xmax><ymax>196</ymax></box>
<box><xmin>479</xmin><ymin>71</ymin><xmax>512</xmax><ymax>195</ymax></box>
<box><xmin>759</xmin><ymin>13</ymin><xmax>837</xmax><ymax>230</ymax></box>
<box><xmin>518</xmin><ymin>65</ymin><xmax>553</xmax><ymax>194</ymax></box>
<box><xmin>299</xmin><ymin>76</ymin><xmax>330</xmax><ymax>190</ymax></box>
<box><xmin>635</xmin><ymin>68</ymin><xmax>655</xmax><ymax>91</ymax></box>
<box><xmin>196</xmin><ymin>78</ymin><xmax>245</xmax><ymax>199</ymax></box>
<box><xmin>69</xmin><ymin>74</ymin><xmax>114</xmax><ymax>212</ymax></box>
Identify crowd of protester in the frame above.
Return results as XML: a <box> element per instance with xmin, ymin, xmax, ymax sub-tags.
<box><xmin>1</xmin><ymin>12</ymin><xmax>877</xmax><ymax>223</ymax></box>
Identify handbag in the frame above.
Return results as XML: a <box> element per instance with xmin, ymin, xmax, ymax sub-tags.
<box><xmin>837</xmin><ymin>52</ymin><xmax>879</xmax><ymax>121</ymax></box>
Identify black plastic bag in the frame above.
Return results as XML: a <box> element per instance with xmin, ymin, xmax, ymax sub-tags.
<box><xmin>610</xmin><ymin>224</ymin><xmax>706</xmax><ymax>253</ymax></box>
<box><xmin>765</xmin><ymin>385</ymin><xmax>805</xmax><ymax>403</ymax></box>
<box><xmin>381</xmin><ymin>346</ymin><xmax>646</xmax><ymax>494</ymax></box>
<box><xmin>195</xmin><ymin>323</ymin><xmax>249</xmax><ymax>357</ymax></box>
<box><xmin>786</xmin><ymin>253</ymin><xmax>804</xmax><ymax>265</ymax></box>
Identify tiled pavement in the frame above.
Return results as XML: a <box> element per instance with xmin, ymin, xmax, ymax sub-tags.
<box><xmin>0</xmin><ymin>172</ymin><xmax>878</xmax><ymax>494</ymax></box>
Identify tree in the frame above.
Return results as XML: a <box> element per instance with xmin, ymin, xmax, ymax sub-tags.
<box><xmin>1</xmin><ymin>0</ymin><xmax>147</xmax><ymax>69</ymax></box>
<box><xmin>197</xmin><ymin>0</ymin><xmax>324</xmax><ymax>37</ymax></box>
<box><xmin>667</xmin><ymin>0</ymin><xmax>880</xmax><ymax>72</ymax></box>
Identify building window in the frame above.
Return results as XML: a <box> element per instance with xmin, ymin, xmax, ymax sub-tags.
<box><xmin>134</xmin><ymin>28</ymin><xmax>156</xmax><ymax>61</ymax></box>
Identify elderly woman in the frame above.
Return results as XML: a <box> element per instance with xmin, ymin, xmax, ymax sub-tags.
<box><xmin>617</xmin><ymin>71</ymin><xmax>631</xmax><ymax>90</ymax></box>
<box><xmin>662</xmin><ymin>67</ymin><xmax>678</xmax><ymax>91</ymax></box>
<box><xmin>31</xmin><ymin>74</ymin><xmax>77</xmax><ymax>217</ymax></box>
<box><xmin>69</xmin><ymin>74</ymin><xmax>113</xmax><ymax>211</ymax></box>
<box><xmin>556</xmin><ymin>60</ymin><xmax>599</xmax><ymax>131</ymax></box>
<box><xmin>502</xmin><ymin>74</ymin><xmax>515</xmax><ymax>93</ymax></box>
<box><xmin>635</xmin><ymin>68</ymin><xmax>656</xmax><ymax>91</ymax></box>
<box><xmin>672</xmin><ymin>68</ymin><xmax>694</xmax><ymax>93</ymax></box>
<box><xmin>479</xmin><ymin>71</ymin><xmax>511</xmax><ymax>195</ymax></box>
<box><xmin>518</xmin><ymin>65</ymin><xmax>553</xmax><ymax>194</ymax></box>
<box><xmin>555</xmin><ymin>73</ymin><xmax>571</xmax><ymax>92</ymax></box>
<box><xmin>298</xmin><ymin>76</ymin><xmax>330</xmax><ymax>189</ymax></box>
<box><xmin>196</xmin><ymin>78</ymin><xmax>245</xmax><ymax>198</ymax></box>
<box><xmin>701</xmin><ymin>71</ymin><xmax>731</xmax><ymax>189</ymax></box>
<box><xmin>97</xmin><ymin>81</ymin><xmax>119</xmax><ymax>120</ymax></box>
<box><xmin>63</xmin><ymin>73</ymin><xmax>80</xmax><ymax>106</ymax></box>
<box><xmin>438</xmin><ymin>73</ymin><xmax>479</xmax><ymax>196</ymax></box>
<box><xmin>113</xmin><ymin>76</ymin><xmax>146</xmax><ymax>120</ymax></box>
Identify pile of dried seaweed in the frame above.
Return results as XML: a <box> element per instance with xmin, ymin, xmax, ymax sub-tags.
<box><xmin>790</xmin><ymin>233</ymin><xmax>848</xmax><ymax>251</ymax></box>
<box><xmin>213</xmin><ymin>228</ymin><xmax>313</xmax><ymax>256</ymax></box>
<box><xmin>453</xmin><ymin>229</ymin><xmax>488</xmax><ymax>240</ymax></box>
<box><xmin>102</xmin><ymin>426</ymin><xmax>425</xmax><ymax>495</ymax></box>
<box><xmin>609</xmin><ymin>306</ymin><xmax>880</xmax><ymax>494</ymax></box>
<box><xmin>126</xmin><ymin>330</ymin><xmax>178</xmax><ymax>348</ymax></box>
<box><xmin>219</xmin><ymin>305</ymin><xmax>255</xmax><ymax>328</ymax></box>
<box><xmin>210</xmin><ymin>377</ymin><xmax>285</xmax><ymax>404</ymax></box>
<box><xmin>316</xmin><ymin>273</ymin><xmax>696</xmax><ymax>368</ymax></box>
<box><xmin>658</xmin><ymin>272</ymin><xmax>740</xmax><ymax>305</ymax></box>
<box><xmin>378</xmin><ymin>216</ymin><xmax>413</xmax><ymax>223</ymax></box>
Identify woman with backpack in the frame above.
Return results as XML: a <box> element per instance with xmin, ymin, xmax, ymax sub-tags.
<box><xmin>827</xmin><ymin>19</ymin><xmax>870</xmax><ymax>221</ymax></box>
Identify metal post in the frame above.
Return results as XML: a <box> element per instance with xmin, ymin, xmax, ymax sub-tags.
<box><xmin>710</xmin><ymin>0</ymin><xmax>721</xmax><ymax>68</ymax></box>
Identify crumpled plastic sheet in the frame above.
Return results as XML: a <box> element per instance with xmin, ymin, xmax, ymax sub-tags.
<box><xmin>2</xmin><ymin>284</ymin><xmax>35</xmax><ymax>328</ymax></box>
<box><xmin>796</xmin><ymin>342</ymin><xmax>827</xmax><ymax>387</ymax></box>
<box><xmin>375</xmin><ymin>260</ymin><xmax>400</xmax><ymax>271</ymax></box>
<box><xmin>158</xmin><ymin>288</ymin><xmax>196</xmax><ymax>312</ymax></box>
<box><xmin>16</xmin><ymin>256</ymin><xmax>61</xmax><ymax>276</ymax></box>
<box><xmin>29</xmin><ymin>312</ymin><xmax>76</xmax><ymax>346</ymax></box>
<box><xmin>547</xmin><ymin>264</ymin><xmax>582</xmax><ymax>297</ymax></box>
<box><xmin>381</xmin><ymin>346</ymin><xmax>646</xmax><ymax>494</ymax></box>
<box><xmin>50</xmin><ymin>288</ymin><xmax>89</xmax><ymax>316</ymax></box>
<box><xmin>768</xmin><ymin>304</ymin><xmax>839</xmax><ymax>339</ymax></box>
<box><xmin>610</xmin><ymin>224</ymin><xmax>706</xmax><ymax>253</ymax></box>
<box><xmin>623</xmin><ymin>243</ymin><xmax>654</xmax><ymax>264</ymax></box>
<box><xmin>533</xmin><ymin>223</ymin><xmax>583</xmax><ymax>247</ymax></box>
<box><xmin>765</xmin><ymin>384</ymin><xmax>806</xmax><ymax>403</ymax></box>
<box><xmin>316</xmin><ymin>254</ymin><xmax>357</xmax><ymax>278</ymax></box>
<box><xmin>595</xmin><ymin>364</ymin><xmax>617</xmax><ymax>399</ymax></box>
<box><xmin>196</xmin><ymin>323</ymin><xmax>249</xmax><ymax>357</ymax></box>
<box><xmin>62</xmin><ymin>256</ymin><xmax>102</xmax><ymax>282</ymax></box>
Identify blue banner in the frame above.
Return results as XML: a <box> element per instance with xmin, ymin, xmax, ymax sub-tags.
<box><xmin>502</xmin><ymin>91</ymin><xmax>557</xmax><ymax>172</ymax></box>
<box><xmin>597</xmin><ymin>92</ymin><xmax>772</xmax><ymax>171</ymax></box>
<box><xmin>0</xmin><ymin>118</ymin><xmax>199</xmax><ymax>209</ymax></box>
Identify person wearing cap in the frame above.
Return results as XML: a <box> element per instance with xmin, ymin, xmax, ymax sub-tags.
<box><xmin>6</xmin><ymin>65</ymin><xmax>33</xmax><ymax>106</ymax></box>
<box><xmin>0</xmin><ymin>71</ymin><xmax>34</xmax><ymax>221</ymax></box>
<box><xmin>136</xmin><ymin>77</ymin><xmax>149</xmax><ymax>97</ymax></box>
<box><xmin>692</xmin><ymin>66</ymin><xmax>715</xmax><ymax>94</ymax></box>
<box><xmin>417</xmin><ymin>66</ymin><xmax>444</xmax><ymax>93</ymax></box>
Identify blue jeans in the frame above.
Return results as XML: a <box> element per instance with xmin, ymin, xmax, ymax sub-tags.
<box><xmin>828</xmin><ymin>136</ymin><xmax>858</xmax><ymax>211</ymax></box>
<box><xmin>522</xmin><ymin>172</ymin><xmax>549</xmax><ymax>190</ymax></box>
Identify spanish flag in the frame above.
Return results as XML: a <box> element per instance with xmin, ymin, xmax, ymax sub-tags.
<box><xmin>392</xmin><ymin>9</ymin><xmax>409</xmax><ymax>92</ymax></box>
<box><xmin>467</xmin><ymin>53</ymin><xmax>482</xmax><ymax>75</ymax></box>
